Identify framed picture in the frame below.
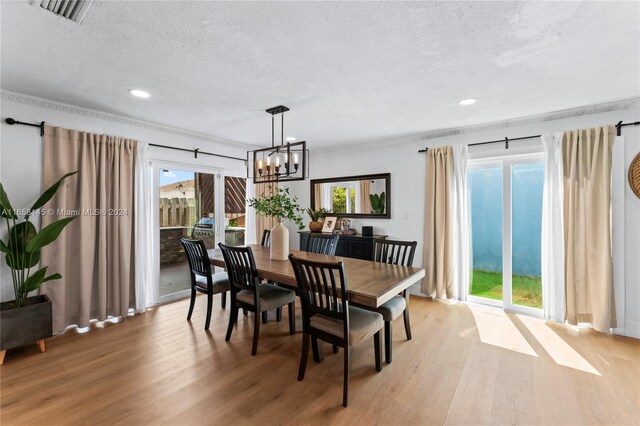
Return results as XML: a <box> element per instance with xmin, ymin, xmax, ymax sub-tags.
<box><xmin>322</xmin><ymin>216</ymin><xmax>338</xmax><ymax>233</ymax></box>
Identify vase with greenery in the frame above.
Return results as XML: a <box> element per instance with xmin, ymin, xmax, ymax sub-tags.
<box><xmin>370</xmin><ymin>191</ymin><xmax>386</xmax><ymax>214</ymax></box>
<box><xmin>305</xmin><ymin>207</ymin><xmax>330</xmax><ymax>233</ymax></box>
<box><xmin>248</xmin><ymin>186</ymin><xmax>304</xmax><ymax>260</ymax></box>
<box><xmin>0</xmin><ymin>171</ymin><xmax>78</xmax><ymax>360</ymax></box>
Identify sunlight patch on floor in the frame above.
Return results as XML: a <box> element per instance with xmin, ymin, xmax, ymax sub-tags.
<box><xmin>517</xmin><ymin>314</ymin><xmax>601</xmax><ymax>376</ymax></box>
<box><xmin>468</xmin><ymin>304</ymin><xmax>537</xmax><ymax>356</ymax></box>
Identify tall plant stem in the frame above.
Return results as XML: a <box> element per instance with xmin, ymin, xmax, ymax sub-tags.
<box><xmin>5</xmin><ymin>217</ymin><xmax>18</xmax><ymax>301</ymax></box>
<box><xmin>20</xmin><ymin>214</ymin><xmax>28</xmax><ymax>305</ymax></box>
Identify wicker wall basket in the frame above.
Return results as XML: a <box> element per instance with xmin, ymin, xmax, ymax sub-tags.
<box><xmin>630</xmin><ymin>152</ymin><xmax>640</xmax><ymax>199</ymax></box>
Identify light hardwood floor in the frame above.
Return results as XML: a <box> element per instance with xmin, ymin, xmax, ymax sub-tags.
<box><xmin>1</xmin><ymin>295</ymin><xmax>638</xmax><ymax>425</ymax></box>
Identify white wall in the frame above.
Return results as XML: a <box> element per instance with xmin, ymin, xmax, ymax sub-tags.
<box><xmin>0</xmin><ymin>93</ymin><xmax>249</xmax><ymax>303</ymax></box>
<box><xmin>285</xmin><ymin>107</ymin><xmax>640</xmax><ymax>338</ymax></box>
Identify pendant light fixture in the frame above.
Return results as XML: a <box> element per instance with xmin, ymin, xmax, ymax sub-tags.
<box><xmin>247</xmin><ymin>105</ymin><xmax>308</xmax><ymax>184</ymax></box>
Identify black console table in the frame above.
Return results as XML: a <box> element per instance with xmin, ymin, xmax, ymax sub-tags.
<box><xmin>298</xmin><ymin>231</ymin><xmax>387</xmax><ymax>261</ymax></box>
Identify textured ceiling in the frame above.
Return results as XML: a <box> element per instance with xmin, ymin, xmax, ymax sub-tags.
<box><xmin>1</xmin><ymin>1</ymin><xmax>639</xmax><ymax>148</ymax></box>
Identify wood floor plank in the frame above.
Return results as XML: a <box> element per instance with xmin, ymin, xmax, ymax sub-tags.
<box><xmin>1</xmin><ymin>295</ymin><xmax>638</xmax><ymax>425</ymax></box>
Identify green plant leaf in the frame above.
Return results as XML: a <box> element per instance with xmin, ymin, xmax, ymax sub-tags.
<box><xmin>0</xmin><ymin>182</ymin><xmax>17</xmax><ymax>219</ymax></box>
<box><xmin>0</xmin><ymin>239</ymin><xmax>9</xmax><ymax>254</ymax></box>
<box><xmin>25</xmin><ymin>216</ymin><xmax>76</xmax><ymax>253</ymax></box>
<box><xmin>306</xmin><ymin>207</ymin><xmax>330</xmax><ymax>221</ymax></box>
<box><xmin>28</xmin><ymin>171</ymin><xmax>78</xmax><ymax>217</ymax></box>
<box><xmin>43</xmin><ymin>272</ymin><xmax>62</xmax><ymax>282</ymax></box>
<box><xmin>5</xmin><ymin>221</ymin><xmax>40</xmax><ymax>269</ymax></box>
<box><xmin>22</xmin><ymin>268</ymin><xmax>60</xmax><ymax>295</ymax></box>
<box><xmin>248</xmin><ymin>186</ymin><xmax>304</xmax><ymax>228</ymax></box>
<box><xmin>6</xmin><ymin>249</ymin><xmax>40</xmax><ymax>269</ymax></box>
<box><xmin>369</xmin><ymin>192</ymin><xmax>385</xmax><ymax>214</ymax></box>
<box><xmin>22</xmin><ymin>267</ymin><xmax>48</xmax><ymax>294</ymax></box>
<box><xmin>8</xmin><ymin>221</ymin><xmax>37</xmax><ymax>251</ymax></box>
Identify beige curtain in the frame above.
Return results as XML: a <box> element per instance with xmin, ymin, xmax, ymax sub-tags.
<box><xmin>41</xmin><ymin>126</ymin><xmax>137</xmax><ymax>332</ymax></box>
<box><xmin>255</xmin><ymin>182</ymin><xmax>279</xmax><ymax>242</ymax></box>
<box><xmin>562</xmin><ymin>125</ymin><xmax>615</xmax><ymax>332</ymax></box>
<box><xmin>314</xmin><ymin>183</ymin><xmax>323</xmax><ymax>210</ymax></box>
<box><xmin>359</xmin><ymin>180</ymin><xmax>372</xmax><ymax>214</ymax></box>
<box><xmin>422</xmin><ymin>146</ymin><xmax>454</xmax><ymax>299</ymax></box>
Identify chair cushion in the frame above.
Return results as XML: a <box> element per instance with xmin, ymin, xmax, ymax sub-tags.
<box><xmin>310</xmin><ymin>306</ymin><xmax>384</xmax><ymax>344</ymax></box>
<box><xmin>195</xmin><ymin>272</ymin><xmax>230</xmax><ymax>294</ymax></box>
<box><xmin>374</xmin><ymin>296</ymin><xmax>406</xmax><ymax>322</ymax></box>
<box><xmin>236</xmin><ymin>283</ymin><xmax>296</xmax><ymax>311</ymax></box>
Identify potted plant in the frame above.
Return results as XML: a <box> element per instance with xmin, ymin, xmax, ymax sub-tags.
<box><xmin>305</xmin><ymin>208</ymin><xmax>330</xmax><ymax>233</ymax></box>
<box><xmin>248</xmin><ymin>186</ymin><xmax>304</xmax><ymax>260</ymax></box>
<box><xmin>0</xmin><ymin>171</ymin><xmax>78</xmax><ymax>364</ymax></box>
<box><xmin>370</xmin><ymin>191</ymin><xmax>386</xmax><ymax>214</ymax></box>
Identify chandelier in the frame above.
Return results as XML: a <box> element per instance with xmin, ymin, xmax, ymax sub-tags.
<box><xmin>247</xmin><ymin>105</ymin><xmax>307</xmax><ymax>184</ymax></box>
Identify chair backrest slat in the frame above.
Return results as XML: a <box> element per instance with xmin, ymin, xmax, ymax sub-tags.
<box><xmin>180</xmin><ymin>237</ymin><xmax>212</xmax><ymax>277</ymax></box>
<box><xmin>290</xmin><ymin>255</ymin><xmax>348</xmax><ymax>323</ymax></box>
<box><xmin>372</xmin><ymin>239</ymin><xmax>417</xmax><ymax>267</ymax></box>
<box><xmin>261</xmin><ymin>229</ymin><xmax>271</xmax><ymax>247</ymax></box>
<box><xmin>304</xmin><ymin>234</ymin><xmax>340</xmax><ymax>255</ymax></box>
<box><xmin>219</xmin><ymin>243</ymin><xmax>260</xmax><ymax>294</ymax></box>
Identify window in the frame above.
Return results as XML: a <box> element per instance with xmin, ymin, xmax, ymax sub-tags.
<box><xmin>331</xmin><ymin>185</ymin><xmax>356</xmax><ymax>214</ymax></box>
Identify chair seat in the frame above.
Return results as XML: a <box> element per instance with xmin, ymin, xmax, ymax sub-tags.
<box><xmin>353</xmin><ymin>295</ymin><xmax>406</xmax><ymax>322</ymax></box>
<box><xmin>195</xmin><ymin>272</ymin><xmax>230</xmax><ymax>294</ymax></box>
<box><xmin>373</xmin><ymin>295</ymin><xmax>406</xmax><ymax>322</ymax></box>
<box><xmin>310</xmin><ymin>306</ymin><xmax>384</xmax><ymax>344</ymax></box>
<box><xmin>237</xmin><ymin>283</ymin><xmax>295</xmax><ymax>311</ymax></box>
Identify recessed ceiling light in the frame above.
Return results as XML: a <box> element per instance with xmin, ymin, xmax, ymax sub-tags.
<box><xmin>459</xmin><ymin>98</ymin><xmax>477</xmax><ymax>106</ymax></box>
<box><xmin>129</xmin><ymin>89</ymin><xmax>150</xmax><ymax>99</ymax></box>
<box><xmin>285</xmin><ymin>137</ymin><xmax>296</xmax><ymax>142</ymax></box>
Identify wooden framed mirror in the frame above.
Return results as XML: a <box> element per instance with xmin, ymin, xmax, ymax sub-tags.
<box><xmin>310</xmin><ymin>173</ymin><xmax>391</xmax><ymax>219</ymax></box>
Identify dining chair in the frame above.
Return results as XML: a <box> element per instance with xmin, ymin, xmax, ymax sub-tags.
<box><xmin>304</xmin><ymin>233</ymin><xmax>340</xmax><ymax>255</ymax></box>
<box><xmin>261</xmin><ymin>229</ymin><xmax>271</xmax><ymax>247</ymax></box>
<box><xmin>357</xmin><ymin>239</ymin><xmax>417</xmax><ymax>364</ymax></box>
<box><xmin>179</xmin><ymin>237</ymin><xmax>230</xmax><ymax>331</ymax></box>
<box><xmin>219</xmin><ymin>243</ymin><xmax>296</xmax><ymax>356</ymax></box>
<box><xmin>261</xmin><ymin>227</ymin><xmax>279</xmax><ymax>323</ymax></box>
<box><xmin>289</xmin><ymin>254</ymin><xmax>383</xmax><ymax>408</ymax></box>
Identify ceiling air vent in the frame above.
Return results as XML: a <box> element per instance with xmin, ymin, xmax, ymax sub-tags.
<box><xmin>32</xmin><ymin>0</ymin><xmax>93</xmax><ymax>24</ymax></box>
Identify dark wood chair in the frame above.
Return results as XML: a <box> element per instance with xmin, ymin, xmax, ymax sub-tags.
<box><xmin>219</xmin><ymin>243</ymin><xmax>296</xmax><ymax>356</ymax></box>
<box><xmin>179</xmin><ymin>237</ymin><xmax>230</xmax><ymax>331</ymax></box>
<box><xmin>358</xmin><ymin>239</ymin><xmax>417</xmax><ymax>364</ymax></box>
<box><xmin>275</xmin><ymin>233</ymin><xmax>340</xmax><ymax>314</ymax></box>
<box><xmin>258</xmin><ymin>229</ymin><xmax>272</xmax><ymax>324</ymax></box>
<box><xmin>303</xmin><ymin>233</ymin><xmax>340</xmax><ymax>255</ymax></box>
<box><xmin>289</xmin><ymin>254</ymin><xmax>383</xmax><ymax>408</ymax></box>
<box><xmin>261</xmin><ymin>228</ymin><xmax>280</xmax><ymax>323</ymax></box>
<box><xmin>261</xmin><ymin>229</ymin><xmax>271</xmax><ymax>246</ymax></box>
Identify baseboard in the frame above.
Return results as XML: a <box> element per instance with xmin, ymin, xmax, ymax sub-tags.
<box><xmin>614</xmin><ymin>321</ymin><xmax>640</xmax><ymax>339</ymax></box>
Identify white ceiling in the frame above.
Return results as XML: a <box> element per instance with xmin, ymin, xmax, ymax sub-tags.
<box><xmin>1</xmin><ymin>1</ymin><xmax>639</xmax><ymax>149</ymax></box>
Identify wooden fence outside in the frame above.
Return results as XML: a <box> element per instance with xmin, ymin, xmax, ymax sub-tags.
<box><xmin>159</xmin><ymin>197</ymin><xmax>198</xmax><ymax>228</ymax></box>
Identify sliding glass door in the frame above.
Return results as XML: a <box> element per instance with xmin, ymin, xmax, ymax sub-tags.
<box><xmin>152</xmin><ymin>163</ymin><xmax>248</xmax><ymax>303</ymax></box>
<box><xmin>157</xmin><ymin>168</ymin><xmax>219</xmax><ymax>300</ymax></box>
<box><xmin>468</xmin><ymin>154</ymin><xmax>544</xmax><ymax>315</ymax></box>
<box><xmin>468</xmin><ymin>163</ymin><xmax>504</xmax><ymax>306</ymax></box>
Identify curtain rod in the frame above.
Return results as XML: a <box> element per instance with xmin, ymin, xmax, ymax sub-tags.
<box><xmin>417</xmin><ymin>120</ymin><xmax>640</xmax><ymax>153</ymax></box>
<box><xmin>4</xmin><ymin>117</ymin><xmax>247</xmax><ymax>162</ymax></box>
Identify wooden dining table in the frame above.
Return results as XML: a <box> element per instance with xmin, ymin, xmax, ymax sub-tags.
<box><xmin>208</xmin><ymin>244</ymin><xmax>425</xmax><ymax>308</ymax></box>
